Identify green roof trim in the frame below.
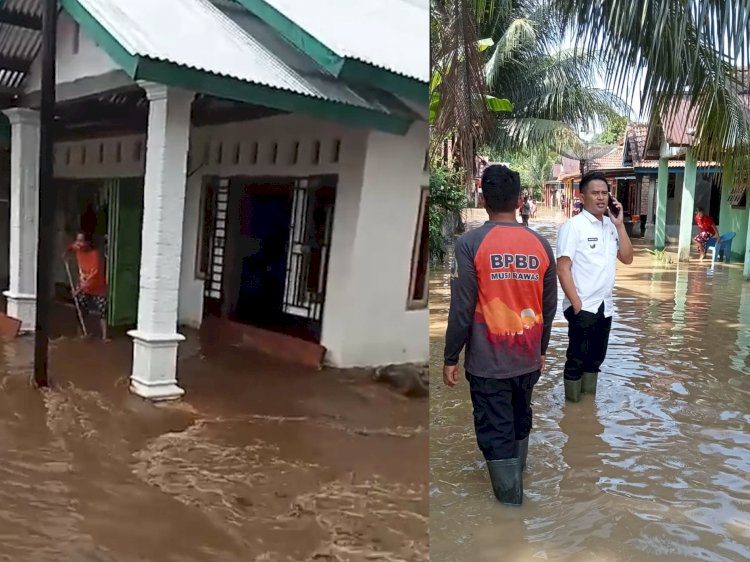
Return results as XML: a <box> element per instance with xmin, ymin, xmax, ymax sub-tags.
<box><xmin>339</xmin><ymin>59</ymin><xmax>427</xmax><ymax>105</ymax></box>
<box><xmin>134</xmin><ymin>58</ymin><xmax>412</xmax><ymax>135</ymax></box>
<box><xmin>61</xmin><ymin>0</ymin><xmax>414</xmax><ymax>135</ymax></box>
<box><xmin>235</xmin><ymin>0</ymin><xmax>427</xmax><ymax>103</ymax></box>
<box><xmin>234</xmin><ymin>0</ymin><xmax>344</xmax><ymax>76</ymax></box>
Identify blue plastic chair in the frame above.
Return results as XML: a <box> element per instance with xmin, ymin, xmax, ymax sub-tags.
<box><xmin>706</xmin><ymin>232</ymin><xmax>736</xmax><ymax>264</ymax></box>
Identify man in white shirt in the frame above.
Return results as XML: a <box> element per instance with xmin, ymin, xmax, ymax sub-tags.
<box><xmin>556</xmin><ymin>172</ymin><xmax>634</xmax><ymax>402</ymax></box>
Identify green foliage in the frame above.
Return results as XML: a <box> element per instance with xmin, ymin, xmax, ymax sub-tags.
<box><xmin>646</xmin><ymin>248</ymin><xmax>674</xmax><ymax>265</ymax></box>
<box><xmin>554</xmin><ymin>0</ymin><xmax>750</xmax><ymax>164</ymax></box>
<box><xmin>429</xmin><ymin>166</ymin><xmax>467</xmax><ymax>263</ymax></box>
<box><xmin>479</xmin><ymin>0</ymin><xmax>629</xmax><ymax>154</ymax></box>
<box><xmin>484</xmin><ymin>148</ymin><xmax>556</xmax><ymax>200</ymax></box>
<box><xmin>592</xmin><ymin>115</ymin><xmax>628</xmax><ymax>145</ymax></box>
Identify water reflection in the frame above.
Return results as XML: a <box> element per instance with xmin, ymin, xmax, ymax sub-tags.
<box><xmin>430</xmin><ymin>208</ymin><xmax>750</xmax><ymax>562</ymax></box>
<box><xmin>670</xmin><ymin>267</ymin><xmax>689</xmax><ymax>350</ymax></box>
<box><xmin>731</xmin><ymin>282</ymin><xmax>750</xmax><ymax>375</ymax></box>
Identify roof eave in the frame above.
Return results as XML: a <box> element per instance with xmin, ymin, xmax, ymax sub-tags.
<box><xmin>135</xmin><ymin>57</ymin><xmax>415</xmax><ymax>136</ymax></box>
<box><xmin>61</xmin><ymin>0</ymin><xmax>416</xmax><ymax>136</ymax></box>
<box><xmin>235</xmin><ymin>0</ymin><xmax>427</xmax><ymax>103</ymax></box>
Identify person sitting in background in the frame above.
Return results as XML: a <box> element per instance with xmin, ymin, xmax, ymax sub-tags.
<box><xmin>694</xmin><ymin>207</ymin><xmax>720</xmax><ymax>261</ymax></box>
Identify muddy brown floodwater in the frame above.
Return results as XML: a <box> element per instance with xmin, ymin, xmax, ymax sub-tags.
<box><xmin>0</xmin><ymin>322</ymin><xmax>427</xmax><ymax>561</ymax></box>
<box><xmin>431</xmin><ymin>208</ymin><xmax>750</xmax><ymax>562</ymax></box>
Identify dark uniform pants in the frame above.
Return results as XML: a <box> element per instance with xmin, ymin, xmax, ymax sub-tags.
<box><xmin>467</xmin><ymin>370</ymin><xmax>541</xmax><ymax>461</ymax></box>
<box><xmin>563</xmin><ymin>302</ymin><xmax>612</xmax><ymax>381</ymax></box>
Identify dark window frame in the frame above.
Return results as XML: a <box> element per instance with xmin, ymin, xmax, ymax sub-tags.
<box><xmin>407</xmin><ymin>186</ymin><xmax>429</xmax><ymax>310</ymax></box>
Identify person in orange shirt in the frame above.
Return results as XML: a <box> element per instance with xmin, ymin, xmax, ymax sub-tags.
<box><xmin>65</xmin><ymin>231</ymin><xmax>109</xmax><ymax>341</ymax></box>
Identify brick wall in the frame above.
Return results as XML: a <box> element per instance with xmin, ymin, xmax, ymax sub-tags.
<box><xmin>640</xmin><ymin>175</ymin><xmax>651</xmax><ymax>216</ymax></box>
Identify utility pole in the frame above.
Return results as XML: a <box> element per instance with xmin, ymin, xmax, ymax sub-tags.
<box><xmin>33</xmin><ymin>0</ymin><xmax>57</xmax><ymax>387</ymax></box>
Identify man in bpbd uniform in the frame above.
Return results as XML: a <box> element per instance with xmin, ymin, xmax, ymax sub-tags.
<box><xmin>443</xmin><ymin>165</ymin><xmax>557</xmax><ymax>505</ymax></box>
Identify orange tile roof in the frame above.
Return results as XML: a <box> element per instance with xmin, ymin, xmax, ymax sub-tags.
<box><xmin>588</xmin><ymin>145</ymin><xmax>626</xmax><ymax>170</ymax></box>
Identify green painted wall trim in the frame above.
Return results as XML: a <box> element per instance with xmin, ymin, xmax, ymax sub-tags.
<box><xmin>677</xmin><ymin>149</ymin><xmax>698</xmax><ymax>261</ymax></box>
<box><xmin>135</xmin><ymin>58</ymin><xmax>412</xmax><ymax>135</ymax></box>
<box><xmin>655</xmin><ymin>158</ymin><xmax>669</xmax><ymax>250</ymax></box>
<box><xmin>235</xmin><ymin>0</ymin><xmax>344</xmax><ymax>76</ymax></box>
<box><xmin>718</xmin><ymin>161</ymin><xmax>748</xmax><ymax>261</ymax></box>
<box><xmin>339</xmin><ymin>60</ymin><xmax>427</xmax><ymax>104</ymax></box>
<box><xmin>61</xmin><ymin>0</ymin><xmax>139</xmax><ymax>76</ymax></box>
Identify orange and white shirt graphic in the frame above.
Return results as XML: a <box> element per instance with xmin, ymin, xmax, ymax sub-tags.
<box><xmin>444</xmin><ymin>221</ymin><xmax>557</xmax><ymax>379</ymax></box>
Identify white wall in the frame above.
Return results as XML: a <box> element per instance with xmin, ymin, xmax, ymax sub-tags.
<box><xmin>45</xmin><ymin>111</ymin><xmax>427</xmax><ymax>366</ymax></box>
<box><xmin>49</xmin><ymin>114</ymin><xmax>374</xmax><ymax>331</ymax></box>
<box><xmin>178</xmin><ymin>114</ymin><xmax>368</xmax><ymax>328</ymax></box>
<box><xmin>23</xmin><ymin>12</ymin><xmax>122</xmax><ymax>93</ymax></box>
<box><xmin>321</xmin><ymin>122</ymin><xmax>429</xmax><ymax>367</ymax></box>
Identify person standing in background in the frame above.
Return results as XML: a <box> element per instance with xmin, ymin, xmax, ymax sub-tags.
<box><xmin>521</xmin><ymin>196</ymin><xmax>531</xmax><ymax>227</ymax></box>
<box><xmin>65</xmin><ymin>231</ymin><xmax>109</xmax><ymax>341</ymax></box>
<box><xmin>556</xmin><ymin>172</ymin><xmax>633</xmax><ymax>402</ymax></box>
<box><xmin>443</xmin><ymin>165</ymin><xmax>557</xmax><ymax>506</ymax></box>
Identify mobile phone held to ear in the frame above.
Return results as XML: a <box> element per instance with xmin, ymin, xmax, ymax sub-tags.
<box><xmin>608</xmin><ymin>194</ymin><xmax>620</xmax><ymax>218</ymax></box>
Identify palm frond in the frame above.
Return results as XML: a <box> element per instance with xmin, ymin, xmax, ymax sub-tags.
<box><xmin>485</xmin><ymin>17</ymin><xmax>538</xmax><ymax>87</ymax></box>
<box><xmin>495</xmin><ymin>117</ymin><xmax>587</xmax><ymax>153</ymax></box>
<box><xmin>431</xmin><ymin>0</ymin><xmax>494</xmax><ymax>182</ymax></box>
<box><xmin>556</xmin><ymin>0</ymin><xmax>750</xmax><ymax>162</ymax></box>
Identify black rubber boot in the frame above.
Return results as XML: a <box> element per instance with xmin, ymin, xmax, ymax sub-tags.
<box><xmin>514</xmin><ymin>436</ymin><xmax>529</xmax><ymax>471</ymax></box>
<box><xmin>487</xmin><ymin>458</ymin><xmax>523</xmax><ymax>505</ymax></box>
<box><xmin>581</xmin><ymin>372</ymin><xmax>598</xmax><ymax>394</ymax></box>
<box><xmin>564</xmin><ymin>378</ymin><xmax>582</xmax><ymax>402</ymax></box>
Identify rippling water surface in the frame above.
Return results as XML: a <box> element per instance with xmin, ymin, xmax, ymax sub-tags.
<box><xmin>0</xmin><ymin>327</ymin><xmax>427</xmax><ymax>561</ymax></box>
<box><xmin>430</xmin><ymin>208</ymin><xmax>750</xmax><ymax>562</ymax></box>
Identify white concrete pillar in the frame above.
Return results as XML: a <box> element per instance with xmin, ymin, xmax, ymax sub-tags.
<box><xmin>128</xmin><ymin>82</ymin><xmax>194</xmax><ymax>400</ymax></box>
<box><xmin>677</xmin><ymin>149</ymin><xmax>698</xmax><ymax>261</ymax></box>
<box><xmin>2</xmin><ymin>108</ymin><xmax>40</xmax><ymax>332</ymax></box>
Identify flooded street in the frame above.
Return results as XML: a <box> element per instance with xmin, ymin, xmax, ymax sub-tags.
<box><xmin>430</xmin><ymin>208</ymin><xmax>750</xmax><ymax>562</ymax></box>
<box><xmin>0</xmin><ymin>328</ymin><xmax>427</xmax><ymax>561</ymax></box>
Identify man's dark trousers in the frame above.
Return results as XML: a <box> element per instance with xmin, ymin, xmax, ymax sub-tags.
<box><xmin>467</xmin><ymin>370</ymin><xmax>541</xmax><ymax>460</ymax></box>
<box><xmin>563</xmin><ymin>302</ymin><xmax>612</xmax><ymax>381</ymax></box>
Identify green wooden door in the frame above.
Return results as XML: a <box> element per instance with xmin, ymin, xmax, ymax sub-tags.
<box><xmin>106</xmin><ymin>178</ymin><xmax>144</xmax><ymax>327</ymax></box>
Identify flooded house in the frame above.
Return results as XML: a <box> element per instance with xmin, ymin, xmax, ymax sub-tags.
<box><xmin>554</xmin><ymin>145</ymin><xmax>637</xmax><ymax>224</ymax></box>
<box><xmin>623</xmin><ymin>119</ymin><xmax>726</xmax><ymax>256</ymax></box>
<box><xmin>0</xmin><ymin>0</ymin><xmax>429</xmax><ymax>399</ymax></box>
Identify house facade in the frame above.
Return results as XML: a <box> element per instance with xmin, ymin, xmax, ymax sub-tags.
<box><xmin>0</xmin><ymin>0</ymin><xmax>429</xmax><ymax>399</ymax></box>
<box><xmin>623</xmin><ymin>122</ymin><xmax>724</xmax><ymax>249</ymax></box>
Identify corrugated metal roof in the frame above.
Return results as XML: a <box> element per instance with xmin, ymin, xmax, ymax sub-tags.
<box><xmin>660</xmin><ymin>98</ymin><xmax>697</xmax><ymax>146</ymax></box>
<box><xmin>588</xmin><ymin>145</ymin><xmax>626</xmax><ymax>171</ymax></box>
<box><xmin>75</xmin><ymin>0</ymin><xmax>413</xmax><ymax>117</ymax></box>
<box><xmin>0</xmin><ymin>0</ymin><xmax>42</xmax><ymax>92</ymax></box>
<box><xmin>250</xmin><ymin>0</ymin><xmax>428</xmax><ymax>82</ymax></box>
<box><xmin>219</xmin><ymin>2</ymin><xmax>403</xmax><ymax>112</ymax></box>
<box><xmin>625</xmin><ymin>124</ymin><xmax>649</xmax><ymax>163</ymax></box>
